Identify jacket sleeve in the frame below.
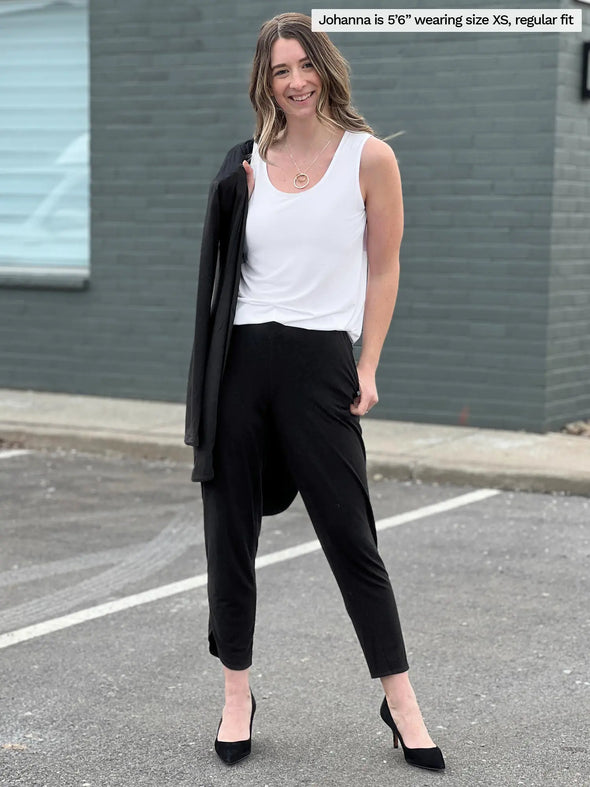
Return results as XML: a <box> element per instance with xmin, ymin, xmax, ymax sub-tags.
<box><xmin>184</xmin><ymin>176</ymin><xmax>221</xmax><ymax>447</ymax></box>
<box><xmin>184</xmin><ymin>141</ymin><xmax>253</xmax><ymax>450</ymax></box>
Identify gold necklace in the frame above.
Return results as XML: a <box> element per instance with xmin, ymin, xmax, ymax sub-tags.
<box><xmin>284</xmin><ymin>135</ymin><xmax>334</xmax><ymax>189</ymax></box>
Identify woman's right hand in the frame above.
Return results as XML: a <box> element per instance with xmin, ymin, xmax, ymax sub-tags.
<box><xmin>242</xmin><ymin>160</ymin><xmax>255</xmax><ymax>199</ymax></box>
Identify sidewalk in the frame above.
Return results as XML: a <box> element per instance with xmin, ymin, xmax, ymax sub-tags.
<box><xmin>1</xmin><ymin>387</ymin><xmax>589</xmax><ymax>496</ymax></box>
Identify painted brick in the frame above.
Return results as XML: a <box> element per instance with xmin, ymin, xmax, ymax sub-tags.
<box><xmin>0</xmin><ymin>0</ymin><xmax>587</xmax><ymax>433</ymax></box>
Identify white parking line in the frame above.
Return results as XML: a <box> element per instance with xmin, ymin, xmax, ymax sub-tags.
<box><xmin>0</xmin><ymin>488</ymin><xmax>500</xmax><ymax>650</ymax></box>
<box><xmin>0</xmin><ymin>449</ymin><xmax>31</xmax><ymax>460</ymax></box>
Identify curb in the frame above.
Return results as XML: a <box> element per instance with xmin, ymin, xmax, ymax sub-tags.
<box><xmin>2</xmin><ymin>425</ymin><xmax>588</xmax><ymax>498</ymax></box>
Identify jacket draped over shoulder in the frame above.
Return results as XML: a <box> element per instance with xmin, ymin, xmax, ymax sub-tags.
<box><xmin>184</xmin><ymin>139</ymin><xmax>298</xmax><ymax>516</ymax></box>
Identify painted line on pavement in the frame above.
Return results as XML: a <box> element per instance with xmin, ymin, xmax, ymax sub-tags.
<box><xmin>0</xmin><ymin>449</ymin><xmax>31</xmax><ymax>460</ymax></box>
<box><xmin>0</xmin><ymin>487</ymin><xmax>500</xmax><ymax>650</ymax></box>
<box><xmin>0</xmin><ymin>514</ymin><xmax>196</xmax><ymax>630</ymax></box>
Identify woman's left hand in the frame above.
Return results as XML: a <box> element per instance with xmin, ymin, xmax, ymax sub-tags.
<box><xmin>350</xmin><ymin>365</ymin><xmax>379</xmax><ymax>417</ymax></box>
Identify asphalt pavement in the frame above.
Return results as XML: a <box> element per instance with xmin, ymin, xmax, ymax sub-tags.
<box><xmin>0</xmin><ymin>445</ymin><xmax>589</xmax><ymax>786</ymax></box>
<box><xmin>1</xmin><ymin>387</ymin><xmax>590</xmax><ymax>785</ymax></box>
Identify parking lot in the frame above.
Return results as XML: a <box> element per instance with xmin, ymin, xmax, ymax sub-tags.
<box><xmin>1</xmin><ymin>447</ymin><xmax>588</xmax><ymax>786</ymax></box>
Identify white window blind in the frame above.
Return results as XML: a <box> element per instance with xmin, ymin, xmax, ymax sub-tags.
<box><xmin>0</xmin><ymin>0</ymin><xmax>89</xmax><ymax>281</ymax></box>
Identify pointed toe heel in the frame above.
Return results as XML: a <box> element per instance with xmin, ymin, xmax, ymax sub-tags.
<box><xmin>214</xmin><ymin>692</ymin><xmax>256</xmax><ymax>765</ymax></box>
<box><xmin>379</xmin><ymin>696</ymin><xmax>445</xmax><ymax>771</ymax></box>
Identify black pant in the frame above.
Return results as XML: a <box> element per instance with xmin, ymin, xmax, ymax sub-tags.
<box><xmin>201</xmin><ymin>321</ymin><xmax>409</xmax><ymax>679</ymax></box>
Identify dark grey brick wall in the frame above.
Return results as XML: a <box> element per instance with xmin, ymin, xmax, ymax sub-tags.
<box><xmin>545</xmin><ymin>22</ymin><xmax>590</xmax><ymax>429</ymax></box>
<box><xmin>0</xmin><ymin>0</ymin><xmax>213</xmax><ymax>398</ymax></box>
<box><xmin>0</xmin><ymin>0</ymin><xmax>587</xmax><ymax>433</ymax></box>
<box><xmin>339</xmin><ymin>27</ymin><xmax>558</xmax><ymax>430</ymax></box>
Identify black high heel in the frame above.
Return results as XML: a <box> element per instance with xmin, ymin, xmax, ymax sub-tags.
<box><xmin>214</xmin><ymin>691</ymin><xmax>256</xmax><ymax>765</ymax></box>
<box><xmin>379</xmin><ymin>696</ymin><xmax>445</xmax><ymax>771</ymax></box>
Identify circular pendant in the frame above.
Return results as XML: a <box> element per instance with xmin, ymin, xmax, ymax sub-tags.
<box><xmin>294</xmin><ymin>172</ymin><xmax>309</xmax><ymax>189</ymax></box>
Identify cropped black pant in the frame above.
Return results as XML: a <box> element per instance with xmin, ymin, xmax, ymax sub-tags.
<box><xmin>201</xmin><ymin>321</ymin><xmax>409</xmax><ymax>679</ymax></box>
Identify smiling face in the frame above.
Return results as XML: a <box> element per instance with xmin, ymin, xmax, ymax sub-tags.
<box><xmin>269</xmin><ymin>37</ymin><xmax>322</xmax><ymax>119</ymax></box>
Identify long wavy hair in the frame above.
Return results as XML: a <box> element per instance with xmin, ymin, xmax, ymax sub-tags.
<box><xmin>249</xmin><ymin>12</ymin><xmax>375</xmax><ymax>160</ymax></box>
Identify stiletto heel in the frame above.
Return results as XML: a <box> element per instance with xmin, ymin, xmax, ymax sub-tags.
<box><xmin>380</xmin><ymin>696</ymin><xmax>445</xmax><ymax>771</ymax></box>
<box><xmin>214</xmin><ymin>691</ymin><xmax>256</xmax><ymax>765</ymax></box>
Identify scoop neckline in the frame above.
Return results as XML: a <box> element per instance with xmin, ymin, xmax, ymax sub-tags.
<box><xmin>260</xmin><ymin>130</ymin><xmax>348</xmax><ymax>196</ymax></box>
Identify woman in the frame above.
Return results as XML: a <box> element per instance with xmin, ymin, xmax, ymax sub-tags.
<box><xmin>200</xmin><ymin>12</ymin><xmax>445</xmax><ymax>771</ymax></box>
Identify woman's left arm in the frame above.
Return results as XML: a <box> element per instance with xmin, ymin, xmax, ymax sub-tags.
<box><xmin>351</xmin><ymin>138</ymin><xmax>404</xmax><ymax>417</ymax></box>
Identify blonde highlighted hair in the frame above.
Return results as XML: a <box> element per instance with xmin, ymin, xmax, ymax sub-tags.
<box><xmin>249</xmin><ymin>12</ymin><xmax>375</xmax><ymax>160</ymax></box>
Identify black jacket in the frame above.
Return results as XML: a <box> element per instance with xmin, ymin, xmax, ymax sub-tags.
<box><xmin>184</xmin><ymin>138</ymin><xmax>298</xmax><ymax>516</ymax></box>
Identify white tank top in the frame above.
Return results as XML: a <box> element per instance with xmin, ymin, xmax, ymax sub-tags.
<box><xmin>233</xmin><ymin>130</ymin><xmax>372</xmax><ymax>344</ymax></box>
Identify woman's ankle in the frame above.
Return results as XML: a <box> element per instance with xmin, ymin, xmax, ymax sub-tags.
<box><xmin>222</xmin><ymin>665</ymin><xmax>251</xmax><ymax>702</ymax></box>
<box><xmin>380</xmin><ymin>671</ymin><xmax>418</xmax><ymax>710</ymax></box>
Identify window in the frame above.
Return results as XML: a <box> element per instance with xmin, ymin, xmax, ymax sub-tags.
<box><xmin>0</xmin><ymin>0</ymin><xmax>89</xmax><ymax>288</ymax></box>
